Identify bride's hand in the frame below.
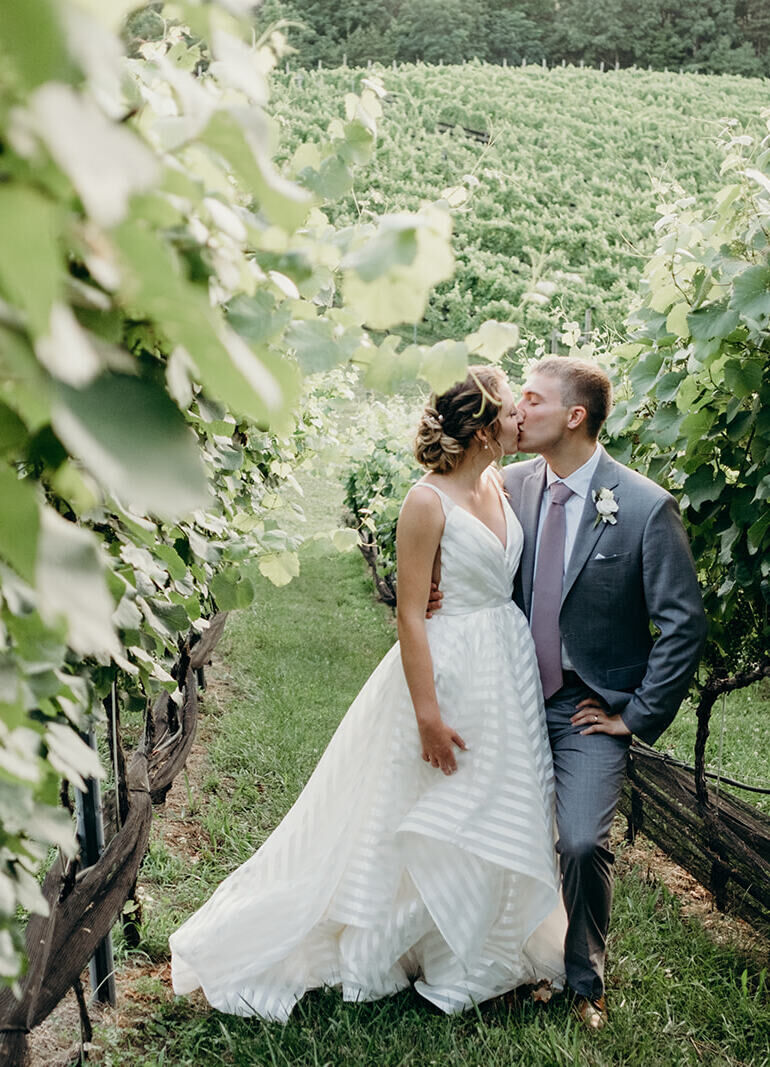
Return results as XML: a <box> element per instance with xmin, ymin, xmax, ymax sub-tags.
<box><xmin>419</xmin><ymin>718</ymin><xmax>467</xmax><ymax>775</ymax></box>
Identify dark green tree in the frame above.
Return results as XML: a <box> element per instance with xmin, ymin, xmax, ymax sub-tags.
<box><xmin>549</xmin><ymin>0</ymin><xmax>768</xmax><ymax>74</ymax></box>
<box><xmin>545</xmin><ymin>0</ymin><xmax>633</xmax><ymax>67</ymax></box>
<box><xmin>271</xmin><ymin>0</ymin><xmax>397</xmax><ymax>67</ymax></box>
<box><xmin>737</xmin><ymin>0</ymin><xmax>770</xmax><ymax>61</ymax></box>
<box><xmin>393</xmin><ymin>0</ymin><xmax>476</xmax><ymax>65</ymax></box>
<box><xmin>255</xmin><ymin>0</ymin><xmax>769</xmax><ymax>75</ymax></box>
<box><xmin>481</xmin><ymin>4</ymin><xmax>545</xmax><ymax>65</ymax></box>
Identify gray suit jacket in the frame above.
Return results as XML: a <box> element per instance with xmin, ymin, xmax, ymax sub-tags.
<box><xmin>503</xmin><ymin>447</ymin><xmax>707</xmax><ymax>746</ymax></box>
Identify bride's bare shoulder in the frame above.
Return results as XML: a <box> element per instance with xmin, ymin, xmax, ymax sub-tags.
<box><xmin>398</xmin><ymin>481</ymin><xmax>445</xmax><ymax>548</ymax></box>
<box><xmin>402</xmin><ymin>479</ymin><xmax>444</xmax><ymax>511</ymax></box>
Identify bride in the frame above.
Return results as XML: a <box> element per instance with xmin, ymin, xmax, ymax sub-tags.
<box><xmin>170</xmin><ymin>366</ymin><xmax>566</xmax><ymax>1020</ymax></box>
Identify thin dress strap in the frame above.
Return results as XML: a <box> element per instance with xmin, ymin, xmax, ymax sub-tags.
<box><xmin>412</xmin><ymin>474</ymin><xmax>505</xmax><ymax>510</ymax></box>
<box><xmin>487</xmin><ymin>468</ymin><xmax>508</xmax><ymax>503</ymax></box>
<box><xmin>409</xmin><ymin>480</ymin><xmax>455</xmax><ymax>514</ymax></box>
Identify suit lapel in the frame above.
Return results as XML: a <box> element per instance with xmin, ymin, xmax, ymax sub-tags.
<box><xmin>561</xmin><ymin>449</ymin><xmax>621</xmax><ymax>605</ymax></box>
<box><xmin>518</xmin><ymin>462</ymin><xmax>547</xmax><ymax>616</ymax></box>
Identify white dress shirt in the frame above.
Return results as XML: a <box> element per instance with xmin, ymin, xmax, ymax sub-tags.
<box><xmin>532</xmin><ymin>444</ymin><xmax>602</xmax><ymax>668</ymax></box>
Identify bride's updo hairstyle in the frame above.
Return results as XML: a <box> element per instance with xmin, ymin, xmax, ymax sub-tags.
<box><xmin>414</xmin><ymin>365</ymin><xmax>507</xmax><ymax>474</ymax></box>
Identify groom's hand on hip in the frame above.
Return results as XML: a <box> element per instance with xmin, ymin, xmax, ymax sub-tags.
<box><xmin>572</xmin><ymin>697</ymin><xmax>632</xmax><ymax>737</ymax></box>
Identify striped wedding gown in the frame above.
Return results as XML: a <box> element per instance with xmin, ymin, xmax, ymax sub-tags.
<box><xmin>170</xmin><ymin>475</ymin><xmax>566</xmax><ymax>1020</ymax></box>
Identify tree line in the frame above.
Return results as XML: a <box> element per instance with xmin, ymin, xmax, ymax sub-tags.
<box><xmin>255</xmin><ymin>0</ymin><xmax>770</xmax><ymax>77</ymax></box>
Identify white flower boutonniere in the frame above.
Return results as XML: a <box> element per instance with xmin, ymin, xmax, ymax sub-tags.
<box><xmin>592</xmin><ymin>487</ymin><xmax>619</xmax><ymax>527</ymax></box>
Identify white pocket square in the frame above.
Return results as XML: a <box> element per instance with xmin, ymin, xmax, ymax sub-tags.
<box><xmin>594</xmin><ymin>553</ymin><xmax>607</xmax><ymax>560</ymax></box>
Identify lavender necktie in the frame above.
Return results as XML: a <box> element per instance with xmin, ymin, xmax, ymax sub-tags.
<box><xmin>531</xmin><ymin>481</ymin><xmax>575</xmax><ymax>700</ymax></box>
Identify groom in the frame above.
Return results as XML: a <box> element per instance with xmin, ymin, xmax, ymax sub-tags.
<box><xmin>503</xmin><ymin>356</ymin><xmax>706</xmax><ymax>1029</ymax></box>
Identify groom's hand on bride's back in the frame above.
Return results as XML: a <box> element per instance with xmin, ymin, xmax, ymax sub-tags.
<box><xmin>426</xmin><ymin>581</ymin><xmax>442</xmax><ymax>618</ymax></box>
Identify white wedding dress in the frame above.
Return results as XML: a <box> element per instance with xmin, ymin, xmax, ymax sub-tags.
<box><xmin>170</xmin><ymin>476</ymin><xmax>566</xmax><ymax>1020</ymax></box>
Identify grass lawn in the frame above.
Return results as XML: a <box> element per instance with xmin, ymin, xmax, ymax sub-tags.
<box><xmin>90</xmin><ymin>531</ymin><xmax>770</xmax><ymax>1066</ymax></box>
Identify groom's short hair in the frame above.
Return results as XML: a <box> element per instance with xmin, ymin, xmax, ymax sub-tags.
<box><xmin>532</xmin><ymin>357</ymin><xmax>612</xmax><ymax>439</ymax></box>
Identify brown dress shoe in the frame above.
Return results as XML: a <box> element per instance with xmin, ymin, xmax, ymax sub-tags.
<box><xmin>573</xmin><ymin>994</ymin><xmax>608</xmax><ymax>1031</ymax></box>
<box><xmin>531</xmin><ymin>980</ymin><xmax>554</xmax><ymax>1005</ymax></box>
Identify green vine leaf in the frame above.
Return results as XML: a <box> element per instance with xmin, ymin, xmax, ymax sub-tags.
<box><xmin>52</xmin><ymin>375</ymin><xmax>211</xmax><ymax>519</ymax></box>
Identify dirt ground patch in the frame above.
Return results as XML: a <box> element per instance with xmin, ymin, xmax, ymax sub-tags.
<box><xmin>27</xmin><ymin>669</ymin><xmax>227</xmax><ymax>1067</ymax></box>
<box><xmin>611</xmin><ymin>820</ymin><xmax>769</xmax><ymax>964</ymax></box>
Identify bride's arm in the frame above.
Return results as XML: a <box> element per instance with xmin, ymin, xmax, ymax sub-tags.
<box><xmin>396</xmin><ymin>489</ymin><xmax>466</xmax><ymax>776</ymax></box>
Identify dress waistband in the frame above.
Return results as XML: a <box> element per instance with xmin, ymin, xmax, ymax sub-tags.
<box><xmin>430</xmin><ymin>599</ymin><xmax>514</xmax><ymax>617</ymax></box>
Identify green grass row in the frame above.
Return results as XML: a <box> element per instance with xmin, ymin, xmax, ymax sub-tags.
<box><xmin>97</xmin><ymin>546</ymin><xmax>769</xmax><ymax>1066</ymax></box>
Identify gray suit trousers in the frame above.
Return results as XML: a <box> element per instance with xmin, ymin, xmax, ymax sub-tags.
<box><xmin>546</xmin><ymin>680</ymin><xmax>630</xmax><ymax>1000</ymax></box>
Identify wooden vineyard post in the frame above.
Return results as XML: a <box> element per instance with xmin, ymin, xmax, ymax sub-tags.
<box><xmin>0</xmin><ymin>618</ymin><xmax>230</xmax><ymax>1062</ymax></box>
<box><xmin>75</xmin><ymin>727</ymin><xmax>117</xmax><ymax>1007</ymax></box>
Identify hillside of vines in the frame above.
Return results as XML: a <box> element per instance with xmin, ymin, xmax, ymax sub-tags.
<box><xmin>271</xmin><ymin>63</ymin><xmax>770</xmax><ymax>342</ymax></box>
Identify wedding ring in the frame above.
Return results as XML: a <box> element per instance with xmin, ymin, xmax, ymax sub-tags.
<box><xmin>594</xmin><ymin>715</ymin><xmax>598</xmax><ymax>722</ymax></box>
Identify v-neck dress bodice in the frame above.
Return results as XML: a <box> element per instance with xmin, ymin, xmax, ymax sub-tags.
<box><xmin>413</xmin><ymin>475</ymin><xmax>522</xmax><ymax>616</ymax></box>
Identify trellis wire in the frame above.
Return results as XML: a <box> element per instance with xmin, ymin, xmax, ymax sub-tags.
<box><xmin>643</xmin><ymin>745</ymin><xmax>770</xmax><ymax>795</ymax></box>
<box><xmin>715</xmin><ymin>690</ymin><xmax>727</xmax><ymax>804</ymax></box>
<box><xmin>111</xmin><ymin>681</ymin><xmax>121</xmax><ymax>830</ymax></box>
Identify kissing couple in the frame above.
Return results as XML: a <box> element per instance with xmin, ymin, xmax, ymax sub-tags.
<box><xmin>170</xmin><ymin>356</ymin><xmax>706</xmax><ymax>1031</ymax></box>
